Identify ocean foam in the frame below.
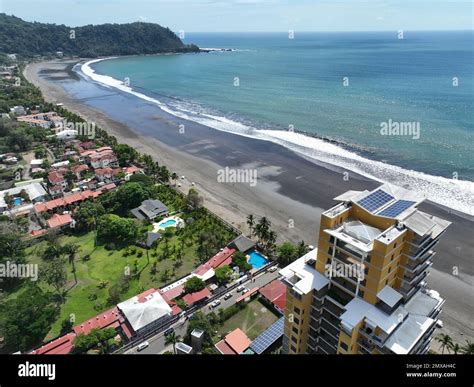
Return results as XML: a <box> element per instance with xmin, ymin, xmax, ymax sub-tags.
<box><xmin>80</xmin><ymin>59</ymin><xmax>474</xmax><ymax>216</ymax></box>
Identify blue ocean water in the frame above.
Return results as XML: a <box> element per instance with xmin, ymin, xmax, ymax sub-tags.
<box><xmin>93</xmin><ymin>31</ymin><xmax>473</xmax><ymax>180</ymax></box>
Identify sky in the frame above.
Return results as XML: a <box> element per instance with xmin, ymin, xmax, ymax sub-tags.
<box><xmin>0</xmin><ymin>0</ymin><xmax>472</xmax><ymax>32</ymax></box>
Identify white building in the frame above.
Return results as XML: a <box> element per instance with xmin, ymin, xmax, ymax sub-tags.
<box><xmin>117</xmin><ymin>289</ymin><xmax>172</xmax><ymax>336</ymax></box>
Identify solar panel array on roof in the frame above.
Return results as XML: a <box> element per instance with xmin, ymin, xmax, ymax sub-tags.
<box><xmin>250</xmin><ymin>317</ymin><xmax>284</xmax><ymax>354</ymax></box>
<box><xmin>378</xmin><ymin>200</ymin><xmax>416</xmax><ymax>218</ymax></box>
<box><xmin>357</xmin><ymin>189</ymin><xmax>395</xmax><ymax>212</ymax></box>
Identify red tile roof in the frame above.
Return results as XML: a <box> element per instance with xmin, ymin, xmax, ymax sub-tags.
<box><xmin>34</xmin><ymin>189</ymin><xmax>107</xmax><ymax>213</ymax></box>
<box><xmin>30</xmin><ymin>229</ymin><xmax>47</xmax><ymax>236</ymax></box>
<box><xmin>73</xmin><ymin>307</ymin><xmax>121</xmax><ymax>336</ymax></box>
<box><xmin>30</xmin><ymin>333</ymin><xmax>76</xmax><ymax>355</ymax></box>
<box><xmin>160</xmin><ymin>284</ymin><xmax>184</xmax><ymax>301</ymax></box>
<box><xmin>47</xmin><ymin>213</ymin><xmax>73</xmax><ymax>228</ymax></box>
<box><xmin>71</xmin><ymin>164</ymin><xmax>89</xmax><ymax>174</ymax></box>
<box><xmin>137</xmin><ymin>288</ymin><xmax>157</xmax><ymax>303</ymax></box>
<box><xmin>170</xmin><ymin>304</ymin><xmax>183</xmax><ymax>316</ymax></box>
<box><xmin>193</xmin><ymin>247</ymin><xmax>236</xmax><ymax>276</ymax></box>
<box><xmin>48</xmin><ymin>170</ymin><xmax>65</xmax><ymax>184</ymax></box>
<box><xmin>124</xmin><ymin>166</ymin><xmax>141</xmax><ymax>174</ymax></box>
<box><xmin>259</xmin><ymin>279</ymin><xmax>287</xmax><ymax>311</ymax></box>
<box><xmin>215</xmin><ymin>339</ymin><xmax>237</xmax><ymax>355</ymax></box>
<box><xmin>182</xmin><ymin>288</ymin><xmax>211</xmax><ymax>306</ymax></box>
<box><xmin>273</xmin><ymin>294</ymin><xmax>287</xmax><ymax>311</ymax></box>
<box><xmin>224</xmin><ymin>328</ymin><xmax>251</xmax><ymax>354</ymax></box>
<box><xmin>49</xmin><ymin>185</ymin><xmax>63</xmax><ymax>192</ymax></box>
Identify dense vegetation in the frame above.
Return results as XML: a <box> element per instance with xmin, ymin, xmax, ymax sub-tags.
<box><xmin>0</xmin><ymin>14</ymin><xmax>199</xmax><ymax>57</ymax></box>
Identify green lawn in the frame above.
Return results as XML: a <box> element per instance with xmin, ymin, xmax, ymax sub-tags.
<box><xmin>217</xmin><ymin>298</ymin><xmax>279</xmax><ymax>341</ymax></box>
<box><xmin>21</xmin><ymin>230</ymin><xmax>207</xmax><ymax>340</ymax></box>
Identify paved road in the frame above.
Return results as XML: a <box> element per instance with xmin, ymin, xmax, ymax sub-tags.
<box><xmin>128</xmin><ymin>269</ymin><xmax>280</xmax><ymax>354</ymax></box>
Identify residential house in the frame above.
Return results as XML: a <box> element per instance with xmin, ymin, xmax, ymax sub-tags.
<box><xmin>49</xmin><ymin>185</ymin><xmax>64</xmax><ymax>198</ymax></box>
<box><xmin>215</xmin><ymin>328</ymin><xmax>251</xmax><ymax>355</ymax></box>
<box><xmin>95</xmin><ymin>167</ymin><xmax>120</xmax><ymax>183</ymax></box>
<box><xmin>71</xmin><ymin>164</ymin><xmax>89</xmax><ymax>179</ymax></box>
<box><xmin>48</xmin><ymin>171</ymin><xmax>67</xmax><ymax>189</ymax></box>
<box><xmin>46</xmin><ymin>213</ymin><xmax>74</xmax><ymax>229</ymax></box>
<box><xmin>131</xmin><ymin>199</ymin><xmax>169</xmax><ymax>221</ymax></box>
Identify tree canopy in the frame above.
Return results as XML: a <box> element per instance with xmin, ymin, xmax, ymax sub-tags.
<box><xmin>97</xmin><ymin>214</ymin><xmax>138</xmax><ymax>244</ymax></box>
<box><xmin>184</xmin><ymin>276</ymin><xmax>206</xmax><ymax>294</ymax></box>
<box><xmin>0</xmin><ymin>13</ymin><xmax>199</xmax><ymax>57</ymax></box>
<box><xmin>1</xmin><ymin>285</ymin><xmax>58</xmax><ymax>351</ymax></box>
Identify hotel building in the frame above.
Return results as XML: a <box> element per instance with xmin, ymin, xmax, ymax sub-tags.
<box><xmin>280</xmin><ymin>184</ymin><xmax>450</xmax><ymax>354</ymax></box>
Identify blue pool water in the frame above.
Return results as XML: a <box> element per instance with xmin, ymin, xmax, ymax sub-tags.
<box><xmin>159</xmin><ymin>219</ymin><xmax>177</xmax><ymax>229</ymax></box>
<box><xmin>14</xmin><ymin>197</ymin><xmax>22</xmax><ymax>206</ymax></box>
<box><xmin>248</xmin><ymin>250</ymin><xmax>269</xmax><ymax>269</ymax></box>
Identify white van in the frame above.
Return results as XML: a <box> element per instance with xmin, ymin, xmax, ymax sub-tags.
<box><xmin>137</xmin><ymin>341</ymin><xmax>150</xmax><ymax>351</ymax></box>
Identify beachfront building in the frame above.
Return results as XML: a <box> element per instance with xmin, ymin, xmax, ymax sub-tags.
<box><xmin>280</xmin><ymin>184</ymin><xmax>450</xmax><ymax>355</ymax></box>
<box><xmin>131</xmin><ymin>199</ymin><xmax>169</xmax><ymax>221</ymax></box>
<box><xmin>17</xmin><ymin>112</ymin><xmax>63</xmax><ymax>128</ymax></box>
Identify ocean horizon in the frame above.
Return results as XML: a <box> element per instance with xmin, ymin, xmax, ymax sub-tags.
<box><xmin>82</xmin><ymin>31</ymin><xmax>473</xmax><ymax>215</ymax></box>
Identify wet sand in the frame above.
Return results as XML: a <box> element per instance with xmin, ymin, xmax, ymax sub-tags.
<box><xmin>24</xmin><ymin>59</ymin><xmax>473</xmax><ymax>350</ymax></box>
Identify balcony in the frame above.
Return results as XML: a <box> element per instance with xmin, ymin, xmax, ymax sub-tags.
<box><xmin>318</xmin><ymin>336</ymin><xmax>337</xmax><ymax>354</ymax></box>
<box><xmin>335</xmin><ymin>240</ymin><xmax>364</xmax><ymax>260</ymax></box>
<box><xmin>327</xmin><ymin>287</ymin><xmax>352</xmax><ymax>306</ymax></box>
<box><xmin>404</xmin><ymin>255</ymin><xmax>433</xmax><ymax>274</ymax></box>
<box><xmin>321</xmin><ymin>309</ymin><xmax>341</xmax><ymax>330</ymax></box>
<box><xmin>359</xmin><ymin>328</ymin><xmax>386</xmax><ymax>347</ymax></box>
<box><xmin>320</xmin><ymin>319</ymin><xmax>340</xmax><ymax>340</ymax></box>
<box><xmin>332</xmin><ymin>275</ymin><xmax>358</xmax><ymax>294</ymax></box>
<box><xmin>407</xmin><ymin>238</ymin><xmax>440</xmax><ymax>260</ymax></box>
<box><xmin>358</xmin><ymin>337</ymin><xmax>375</xmax><ymax>354</ymax></box>
<box><xmin>323</xmin><ymin>297</ymin><xmax>344</xmax><ymax>318</ymax></box>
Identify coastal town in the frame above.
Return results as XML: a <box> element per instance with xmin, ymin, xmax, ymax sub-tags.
<box><xmin>0</xmin><ymin>52</ymin><xmax>472</xmax><ymax>360</ymax></box>
<box><xmin>0</xmin><ymin>55</ymin><xmax>302</xmax><ymax>355</ymax></box>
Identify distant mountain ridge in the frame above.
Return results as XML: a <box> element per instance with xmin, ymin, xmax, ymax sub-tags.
<box><xmin>0</xmin><ymin>14</ymin><xmax>199</xmax><ymax>57</ymax></box>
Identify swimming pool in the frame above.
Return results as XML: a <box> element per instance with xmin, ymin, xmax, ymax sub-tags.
<box><xmin>153</xmin><ymin>216</ymin><xmax>185</xmax><ymax>232</ymax></box>
<box><xmin>159</xmin><ymin>219</ymin><xmax>176</xmax><ymax>228</ymax></box>
<box><xmin>14</xmin><ymin>197</ymin><xmax>22</xmax><ymax>206</ymax></box>
<box><xmin>248</xmin><ymin>250</ymin><xmax>269</xmax><ymax>269</ymax></box>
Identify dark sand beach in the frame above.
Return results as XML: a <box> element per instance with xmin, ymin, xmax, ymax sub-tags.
<box><xmin>24</xmin><ymin>59</ymin><xmax>473</xmax><ymax>350</ymax></box>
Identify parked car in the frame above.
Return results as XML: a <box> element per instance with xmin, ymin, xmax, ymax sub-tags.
<box><xmin>236</xmin><ymin>285</ymin><xmax>245</xmax><ymax>292</ymax></box>
<box><xmin>210</xmin><ymin>299</ymin><xmax>221</xmax><ymax>308</ymax></box>
<box><xmin>224</xmin><ymin>293</ymin><xmax>232</xmax><ymax>300</ymax></box>
<box><xmin>164</xmin><ymin>328</ymin><xmax>174</xmax><ymax>336</ymax></box>
<box><xmin>137</xmin><ymin>341</ymin><xmax>149</xmax><ymax>351</ymax></box>
<box><xmin>242</xmin><ymin>288</ymin><xmax>249</xmax><ymax>294</ymax></box>
<box><xmin>269</xmin><ymin>266</ymin><xmax>278</xmax><ymax>272</ymax></box>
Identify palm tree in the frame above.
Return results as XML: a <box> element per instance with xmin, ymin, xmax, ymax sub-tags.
<box><xmin>266</xmin><ymin>230</ymin><xmax>277</xmax><ymax>253</ymax></box>
<box><xmin>246</xmin><ymin>214</ymin><xmax>255</xmax><ymax>237</ymax></box>
<box><xmin>159</xmin><ymin>166</ymin><xmax>170</xmax><ymax>184</ymax></box>
<box><xmin>63</xmin><ymin>243</ymin><xmax>80</xmax><ymax>285</ymax></box>
<box><xmin>461</xmin><ymin>340</ymin><xmax>474</xmax><ymax>354</ymax></box>
<box><xmin>171</xmin><ymin>172</ymin><xmax>178</xmax><ymax>186</ymax></box>
<box><xmin>449</xmin><ymin>342</ymin><xmax>461</xmax><ymax>354</ymax></box>
<box><xmin>435</xmin><ymin>333</ymin><xmax>453</xmax><ymax>354</ymax></box>
<box><xmin>165</xmin><ymin>332</ymin><xmax>182</xmax><ymax>354</ymax></box>
<box><xmin>41</xmin><ymin>240</ymin><xmax>63</xmax><ymax>261</ymax></box>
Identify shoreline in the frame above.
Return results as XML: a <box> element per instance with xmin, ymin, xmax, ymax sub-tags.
<box><xmin>80</xmin><ymin>55</ymin><xmax>474</xmax><ymax>218</ymax></box>
<box><xmin>23</xmin><ymin>59</ymin><xmax>473</xmax><ymax>348</ymax></box>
